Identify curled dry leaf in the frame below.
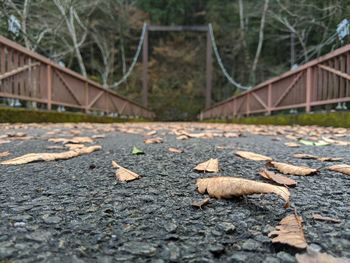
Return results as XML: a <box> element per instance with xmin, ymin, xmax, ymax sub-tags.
<box><xmin>327</xmin><ymin>164</ymin><xmax>350</xmax><ymax>176</ymax></box>
<box><xmin>296</xmin><ymin>251</ymin><xmax>350</xmax><ymax>263</ymax></box>
<box><xmin>322</xmin><ymin>137</ymin><xmax>350</xmax><ymax>146</ymax></box>
<box><xmin>1</xmin><ymin>146</ymin><xmax>101</xmax><ymax>165</ymax></box>
<box><xmin>0</xmin><ymin>151</ymin><xmax>10</xmax><ymax>157</ymax></box>
<box><xmin>187</xmin><ymin>132</ymin><xmax>213</xmax><ymax>139</ymax></box>
<box><xmin>168</xmin><ymin>147</ymin><xmax>183</xmax><ymax>153</ymax></box>
<box><xmin>293</xmin><ymin>153</ymin><xmax>319</xmax><ymax>160</ymax></box>
<box><xmin>49</xmin><ymin>137</ymin><xmax>93</xmax><ymax>144</ymax></box>
<box><xmin>268</xmin><ymin>161</ymin><xmax>318</xmax><ymax>176</ymax></box>
<box><xmin>285</xmin><ymin>142</ymin><xmax>300</xmax><ymax>148</ymax></box>
<box><xmin>293</xmin><ymin>153</ymin><xmax>342</xmax><ymax>162</ymax></box>
<box><xmin>194</xmin><ymin>158</ymin><xmax>219</xmax><ymax>173</ymax></box>
<box><xmin>144</xmin><ymin>137</ymin><xmax>163</xmax><ymax>144</ymax></box>
<box><xmin>235</xmin><ymin>151</ymin><xmax>272</xmax><ymax>161</ymax></box>
<box><xmin>91</xmin><ymin>134</ymin><xmax>105</xmax><ymax>139</ymax></box>
<box><xmin>192</xmin><ymin>198</ymin><xmax>210</xmax><ymax>209</ymax></box>
<box><xmin>65</xmin><ymin>143</ymin><xmax>85</xmax><ymax>150</ymax></box>
<box><xmin>259</xmin><ymin>168</ymin><xmax>297</xmax><ymax>186</ymax></box>
<box><xmin>312</xmin><ymin>213</ymin><xmax>342</xmax><ymax>223</ymax></box>
<box><xmin>112</xmin><ymin>161</ymin><xmax>140</xmax><ymax>182</ymax></box>
<box><xmin>196</xmin><ymin>176</ymin><xmax>290</xmax><ymax>207</ymax></box>
<box><xmin>268</xmin><ymin>214</ymin><xmax>307</xmax><ymax>249</ymax></box>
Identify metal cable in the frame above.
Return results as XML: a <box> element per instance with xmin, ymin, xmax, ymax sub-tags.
<box><xmin>110</xmin><ymin>22</ymin><xmax>147</xmax><ymax>88</ymax></box>
<box><xmin>208</xmin><ymin>23</ymin><xmax>251</xmax><ymax>90</ymax></box>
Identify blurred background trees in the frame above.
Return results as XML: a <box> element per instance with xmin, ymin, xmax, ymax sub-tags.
<box><xmin>1</xmin><ymin>0</ymin><xmax>349</xmax><ymax>120</ymax></box>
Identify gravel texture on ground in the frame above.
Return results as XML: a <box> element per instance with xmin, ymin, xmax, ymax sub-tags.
<box><xmin>0</xmin><ymin>122</ymin><xmax>349</xmax><ymax>263</ymax></box>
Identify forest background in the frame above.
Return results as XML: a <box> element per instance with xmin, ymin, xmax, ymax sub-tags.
<box><xmin>1</xmin><ymin>0</ymin><xmax>349</xmax><ymax>120</ymax></box>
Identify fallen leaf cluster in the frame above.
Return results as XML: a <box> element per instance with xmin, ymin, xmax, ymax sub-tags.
<box><xmin>1</xmin><ymin>122</ymin><xmax>349</xmax><ymax>261</ymax></box>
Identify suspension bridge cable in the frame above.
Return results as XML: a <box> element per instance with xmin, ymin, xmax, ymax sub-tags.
<box><xmin>208</xmin><ymin>23</ymin><xmax>251</xmax><ymax>91</ymax></box>
<box><xmin>110</xmin><ymin>22</ymin><xmax>147</xmax><ymax>88</ymax></box>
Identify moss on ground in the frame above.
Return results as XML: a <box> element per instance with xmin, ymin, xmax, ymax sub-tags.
<box><xmin>205</xmin><ymin>111</ymin><xmax>350</xmax><ymax>127</ymax></box>
<box><xmin>0</xmin><ymin>107</ymin><xmax>147</xmax><ymax>123</ymax></box>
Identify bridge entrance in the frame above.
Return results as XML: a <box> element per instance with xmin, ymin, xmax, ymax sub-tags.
<box><xmin>141</xmin><ymin>25</ymin><xmax>212</xmax><ymax>109</ymax></box>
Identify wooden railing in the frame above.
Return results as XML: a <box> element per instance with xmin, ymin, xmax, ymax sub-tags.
<box><xmin>0</xmin><ymin>36</ymin><xmax>154</xmax><ymax>119</ymax></box>
<box><xmin>200</xmin><ymin>43</ymin><xmax>350</xmax><ymax>119</ymax></box>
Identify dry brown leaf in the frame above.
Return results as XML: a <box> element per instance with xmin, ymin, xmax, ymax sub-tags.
<box><xmin>7</xmin><ymin>132</ymin><xmax>26</xmax><ymax>138</ymax></box>
<box><xmin>259</xmin><ymin>168</ymin><xmax>297</xmax><ymax>186</ymax></box>
<box><xmin>1</xmin><ymin>146</ymin><xmax>101</xmax><ymax>165</ymax></box>
<box><xmin>223</xmin><ymin>132</ymin><xmax>241</xmax><ymax>138</ymax></box>
<box><xmin>312</xmin><ymin>213</ymin><xmax>342</xmax><ymax>223</ymax></box>
<box><xmin>236</xmin><ymin>151</ymin><xmax>272</xmax><ymax>161</ymax></box>
<box><xmin>187</xmin><ymin>132</ymin><xmax>213</xmax><ymax>139</ymax></box>
<box><xmin>296</xmin><ymin>251</ymin><xmax>350</xmax><ymax>263</ymax></box>
<box><xmin>65</xmin><ymin>143</ymin><xmax>85</xmax><ymax>150</ymax></box>
<box><xmin>318</xmin><ymin>157</ymin><xmax>343</xmax><ymax>162</ymax></box>
<box><xmin>168</xmin><ymin>147</ymin><xmax>183</xmax><ymax>153</ymax></box>
<box><xmin>268</xmin><ymin>161</ymin><xmax>318</xmax><ymax>176</ymax></box>
<box><xmin>285</xmin><ymin>142</ymin><xmax>301</xmax><ymax>148</ymax></box>
<box><xmin>268</xmin><ymin>214</ymin><xmax>307</xmax><ymax>249</ymax></box>
<box><xmin>327</xmin><ymin>164</ymin><xmax>350</xmax><ymax>176</ymax></box>
<box><xmin>194</xmin><ymin>158</ymin><xmax>219</xmax><ymax>173</ymax></box>
<box><xmin>293</xmin><ymin>153</ymin><xmax>343</xmax><ymax>162</ymax></box>
<box><xmin>176</xmin><ymin>135</ymin><xmax>189</xmax><ymax>140</ymax></box>
<box><xmin>91</xmin><ymin>134</ymin><xmax>105</xmax><ymax>139</ymax></box>
<box><xmin>0</xmin><ymin>139</ymin><xmax>11</xmax><ymax>145</ymax></box>
<box><xmin>286</xmin><ymin>135</ymin><xmax>298</xmax><ymax>141</ymax></box>
<box><xmin>192</xmin><ymin>198</ymin><xmax>210</xmax><ymax>209</ymax></box>
<box><xmin>69</xmin><ymin>130</ymin><xmax>81</xmax><ymax>135</ymax></box>
<box><xmin>0</xmin><ymin>151</ymin><xmax>10</xmax><ymax>157</ymax></box>
<box><xmin>322</xmin><ymin>137</ymin><xmax>350</xmax><ymax>146</ymax></box>
<box><xmin>144</xmin><ymin>137</ymin><xmax>163</xmax><ymax>144</ymax></box>
<box><xmin>112</xmin><ymin>161</ymin><xmax>140</xmax><ymax>182</ymax></box>
<box><xmin>49</xmin><ymin>137</ymin><xmax>93</xmax><ymax>144</ymax></box>
<box><xmin>196</xmin><ymin>176</ymin><xmax>290</xmax><ymax>207</ymax></box>
<box><xmin>146</xmin><ymin>130</ymin><xmax>157</xmax><ymax>136</ymax></box>
<box><xmin>293</xmin><ymin>153</ymin><xmax>319</xmax><ymax>159</ymax></box>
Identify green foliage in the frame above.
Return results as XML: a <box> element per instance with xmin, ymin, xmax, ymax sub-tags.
<box><xmin>132</xmin><ymin>146</ymin><xmax>144</xmax><ymax>155</ymax></box>
<box><xmin>206</xmin><ymin>112</ymin><xmax>350</xmax><ymax>128</ymax></box>
<box><xmin>0</xmin><ymin>107</ymin><xmax>148</xmax><ymax>123</ymax></box>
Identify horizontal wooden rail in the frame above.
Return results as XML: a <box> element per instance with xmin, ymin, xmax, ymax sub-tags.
<box><xmin>200</xmin><ymin>43</ymin><xmax>350</xmax><ymax>120</ymax></box>
<box><xmin>0</xmin><ymin>36</ymin><xmax>154</xmax><ymax>119</ymax></box>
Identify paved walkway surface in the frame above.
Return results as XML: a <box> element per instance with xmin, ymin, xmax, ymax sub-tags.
<box><xmin>0</xmin><ymin>123</ymin><xmax>349</xmax><ymax>263</ymax></box>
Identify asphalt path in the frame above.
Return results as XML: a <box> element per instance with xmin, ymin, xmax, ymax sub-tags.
<box><xmin>0</xmin><ymin>123</ymin><xmax>349</xmax><ymax>263</ymax></box>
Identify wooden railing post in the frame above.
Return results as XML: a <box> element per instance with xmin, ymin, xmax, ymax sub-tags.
<box><xmin>246</xmin><ymin>93</ymin><xmax>250</xmax><ymax>116</ymax></box>
<box><xmin>306</xmin><ymin>67</ymin><xmax>313</xmax><ymax>112</ymax></box>
<box><xmin>267</xmin><ymin>84</ymin><xmax>272</xmax><ymax>115</ymax></box>
<box><xmin>47</xmin><ymin>65</ymin><xmax>52</xmax><ymax>110</ymax></box>
<box><xmin>84</xmin><ymin>81</ymin><xmax>89</xmax><ymax>113</ymax></box>
<box><xmin>233</xmin><ymin>99</ymin><xmax>236</xmax><ymax>118</ymax></box>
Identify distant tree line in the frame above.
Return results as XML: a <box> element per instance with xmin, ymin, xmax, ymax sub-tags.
<box><xmin>1</xmin><ymin>0</ymin><xmax>349</xmax><ymax>120</ymax></box>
